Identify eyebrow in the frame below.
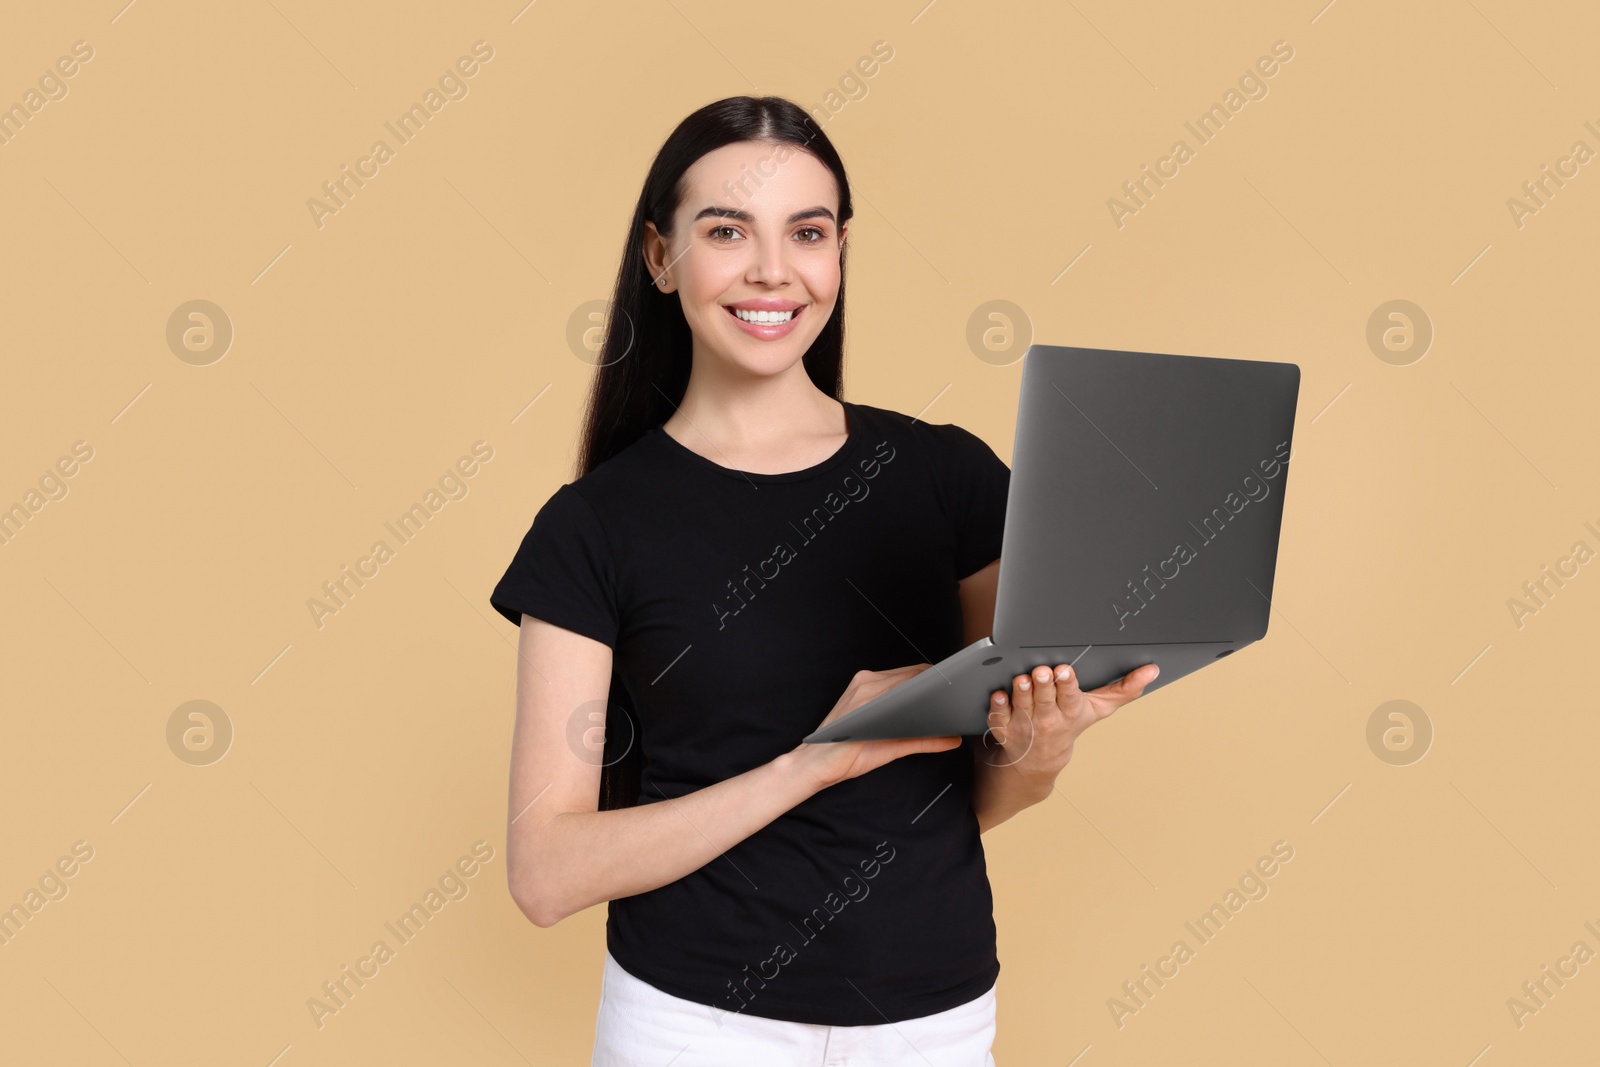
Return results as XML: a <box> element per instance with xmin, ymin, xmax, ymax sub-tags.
<box><xmin>691</xmin><ymin>205</ymin><xmax>836</xmax><ymax>225</ymax></box>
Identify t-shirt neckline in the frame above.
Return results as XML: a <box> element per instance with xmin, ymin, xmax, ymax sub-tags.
<box><xmin>651</xmin><ymin>401</ymin><xmax>860</xmax><ymax>485</ymax></box>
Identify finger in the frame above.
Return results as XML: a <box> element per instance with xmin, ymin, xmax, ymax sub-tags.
<box><xmin>1088</xmin><ymin>662</ymin><xmax>1159</xmax><ymax>698</ymax></box>
<box><xmin>1053</xmin><ymin>663</ymin><xmax>1082</xmax><ymax>708</ymax></box>
<box><xmin>1030</xmin><ymin>664</ymin><xmax>1056</xmax><ymax>710</ymax></box>
<box><xmin>902</xmin><ymin>734</ymin><xmax>962</xmax><ymax>755</ymax></box>
<box><xmin>1010</xmin><ymin>672</ymin><xmax>1035</xmax><ymax>717</ymax></box>
<box><xmin>987</xmin><ymin>688</ymin><xmax>1011</xmax><ymax>745</ymax></box>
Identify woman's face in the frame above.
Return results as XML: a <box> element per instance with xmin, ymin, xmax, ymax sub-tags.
<box><xmin>645</xmin><ymin>141</ymin><xmax>846</xmax><ymax>378</ymax></box>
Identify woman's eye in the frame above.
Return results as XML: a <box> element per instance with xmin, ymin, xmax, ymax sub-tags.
<box><xmin>797</xmin><ymin>227</ymin><xmax>826</xmax><ymax>243</ymax></box>
<box><xmin>709</xmin><ymin>225</ymin><xmax>741</xmax><ymax>242</ymax></box>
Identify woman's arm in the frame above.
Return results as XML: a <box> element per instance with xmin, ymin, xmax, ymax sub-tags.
<box><xmin>958</xmin><ymin>559</ymin><xmax>1160</xmax><ymax>834</ymax></box>
<box><xmin>505</xmin><ymin>616</ymin><xmax>826</xmax><ymax>927</ymax></box>
<box><xmin>957</xmin><ymin>559</ymin><xmax>1048</xmax><ymax>834</ymax></box>
<box><xmin>506</xmin><ymin>617</ymin><xmax>957</xmax><ymax>927</ymax></box>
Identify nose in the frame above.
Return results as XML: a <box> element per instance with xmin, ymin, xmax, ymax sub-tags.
<box><xmin>745</xmin><ymin>232</ymin><xmax>792</xmax><ymax>287</ymax></box>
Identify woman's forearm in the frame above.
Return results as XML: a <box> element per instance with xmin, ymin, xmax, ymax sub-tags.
<box><xmin>971</xmin><ymin>753</ymin><xmax>1054</xmax><ymax>834</ymax></box>
<box><xmin>510</xmin><ymin>748</ymin><xmax>825</xmax><ymax>927</ymax></box>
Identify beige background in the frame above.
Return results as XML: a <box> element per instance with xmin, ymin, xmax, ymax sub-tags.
<box><xmin>2</xmin><ymin>0</ymin><xmax>1596</xmax><ymax>1063</ymax></box>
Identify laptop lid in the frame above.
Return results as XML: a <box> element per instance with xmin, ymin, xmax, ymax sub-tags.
<box><xmin>992</xmin><ymin>345</ymin><xmax>1301</xmax><ymax>649</ymax></box>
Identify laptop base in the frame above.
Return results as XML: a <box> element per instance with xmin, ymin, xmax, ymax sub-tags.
<box><xmin>802</xmin><ymin>637</ymin><xmax>1253</xmax><ymax>743</ymax></box>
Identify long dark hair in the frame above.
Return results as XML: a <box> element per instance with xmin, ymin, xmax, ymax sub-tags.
<box><xmin>581</xmin><ymin>95</ymin><xmax>855</xmax><ymax>811</ymax></box>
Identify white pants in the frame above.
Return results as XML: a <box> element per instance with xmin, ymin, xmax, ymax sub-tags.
<box><xmin>591</xmin><ymin>950</ymin><xmax>998</xmax><ymax>1066</ymax></box>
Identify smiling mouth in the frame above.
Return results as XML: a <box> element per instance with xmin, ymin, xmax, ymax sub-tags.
<box><xmin>725</xmin><ymin>305</ymin><xmax>803</xmax><ymax>325</ymax></box>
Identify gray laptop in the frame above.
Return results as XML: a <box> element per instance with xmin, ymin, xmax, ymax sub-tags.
<box><xmin>803</xmin><ymin>343</ymin><xmax>1301</xmax><ymax>744</ymax></box>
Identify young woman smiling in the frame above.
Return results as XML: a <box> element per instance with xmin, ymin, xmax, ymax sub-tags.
<box><xmin>490</xmin><ymin>95</ymin><xmax>1158</xmax><ymax>1066</ymax></box>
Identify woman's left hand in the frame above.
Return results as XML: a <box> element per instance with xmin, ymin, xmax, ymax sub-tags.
<box><xmin>979</xmin><ymin>662</ymin><xmax>1160</xmax><ymax>779</ymax></box>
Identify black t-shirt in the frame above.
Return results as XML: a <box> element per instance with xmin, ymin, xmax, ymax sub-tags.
<box><xmin>489</xmin><ymin>399</ymin><xmax>1011</xmax><ymax>1025</ymax></box>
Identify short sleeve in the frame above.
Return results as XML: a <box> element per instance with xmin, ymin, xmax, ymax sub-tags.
<box><xmin>933</xmin><ymin>423</ymin><xmax>1011</xmax><ymax>581</ymax></box>
<box><xmin>489</xmin><ymin>483</ymin><xmax>620</xmax><ymax>647</ymax></box>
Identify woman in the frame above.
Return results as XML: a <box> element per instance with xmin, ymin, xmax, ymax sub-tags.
<box><xmin>490</xmin><ymin>95</ymin><xmax>1158</xmax><ymax>1066</ymax></box>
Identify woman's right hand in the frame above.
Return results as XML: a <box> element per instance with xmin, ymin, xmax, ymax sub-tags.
<box><xmin>790</xmin><ymin>665</ymin><xmax>964</xmax><ymax>790</ymax></box>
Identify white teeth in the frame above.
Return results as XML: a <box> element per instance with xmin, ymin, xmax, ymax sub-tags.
<box><xmin>731</xmin><ymin>307</ymin><xmax>796</xmax><ymax>324</ymax></box>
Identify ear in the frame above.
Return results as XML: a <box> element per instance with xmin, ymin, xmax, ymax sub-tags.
<box><xmin>642</xmin><ymin>221</ymin><xmax>674</xmax><ymax>293</ymax></box>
